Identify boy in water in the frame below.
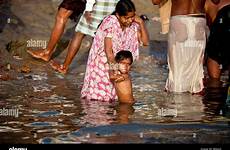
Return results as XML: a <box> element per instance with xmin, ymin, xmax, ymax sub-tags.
<box><xmin>109</xmin><ymin>50</ymin><xmax>135</xmax><ymax>104</ymax></box>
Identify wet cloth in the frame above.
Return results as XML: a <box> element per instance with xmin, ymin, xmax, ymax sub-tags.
<box><xmin>58</xmin><ymin>0</ymin><xmax>86</xmax><ymax>21</ymax></box>
<box><xmin>81</xmin><ymin>15</ymin><xmax>140</xmax><ymax>101</ymax></box>
<box><xmin>165</xmin><ymin>15</ymin><xmax>206</xmax><ymax>93</ymax></box>
<box><xmin>206</xmin><ymin>4</ymin><xmax>230</xmax><ymax>70</ymax></box>
<box><xmin>75</xmin><ymin>0</ymin><xmax>119</xmax><ymax>37</ymax></box>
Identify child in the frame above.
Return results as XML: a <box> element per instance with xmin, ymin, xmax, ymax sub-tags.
<box><xmin>109</xmin><ymin>50</ymin><xmax>135</xmax><ymax>104</ymax></box>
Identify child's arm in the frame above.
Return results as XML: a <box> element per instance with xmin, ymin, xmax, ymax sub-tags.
<box><xmin>115</xmin><ymin>74</ymin><xmax>129</xmax><ymax>83</ymax></box>
<box><xmin>109</xmin><ymin>70</ymin><xmax>123</xmax><ymax>82</ymax></box>
<box><xmin>109</xmin><ymin>71</ymin><xmax>129</xmax><ymax>83</ymax></box>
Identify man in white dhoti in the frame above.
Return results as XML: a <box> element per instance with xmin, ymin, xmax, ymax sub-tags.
<box><xmin>152</xmin><ymin>0</ymin><xmax>207</xmax><ymax>93</ymax></box>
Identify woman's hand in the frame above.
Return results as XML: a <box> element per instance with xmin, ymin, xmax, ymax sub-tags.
<box><xmin>134</xmin><ymin>15</ymin><xmax>144</xmax><ymax>25</ymax></box>
<box><xmin>134</xmin><ymin>15</ymin><xmax>149</xmax><ymax>46</ymax></box>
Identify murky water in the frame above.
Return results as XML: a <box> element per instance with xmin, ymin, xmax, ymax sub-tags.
<box><xmin>0</xmin><ymin>41</ymin><xmax>230</xmax><ymax>144</ymax></box>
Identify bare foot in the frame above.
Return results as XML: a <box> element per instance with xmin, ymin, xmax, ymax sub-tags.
<box><xmin>49</xmin><ymin>60</ymin><xmax>67</xmax><ymax>74</ymax></box>
<box><xmin>27</xmin><ymin>48</ymin><xmax>51</xmax><ymax>61</ymax></box>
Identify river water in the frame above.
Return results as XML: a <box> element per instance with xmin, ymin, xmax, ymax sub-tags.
<box><xmin>0</xmin><ymin>0</ymin><xmax>230</xmax><ymax>144</ymax></box>
<box><xmin>0</xmin><ymin>38</ymin><xmax>230</xmax><ymax>144</ymax></box>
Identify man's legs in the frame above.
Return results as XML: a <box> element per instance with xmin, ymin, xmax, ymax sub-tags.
<box><xmin>50</xmin><ymin>31</ymin><xmax>85</xmax><ymax>74</ymax></box>
<box><xmin>207</xmin><ymin>57</ymin><xmax>221</xmax><ymax>80</ymax></box>
<box><xmin>206</xmin><ymin>57</ymin><xmax>224</xmax><ymax>91</ymax></box>
<box><xmin>27</xmin><ymin>8</ymin><xmax>73</xmax><ymax>61</ymax></box>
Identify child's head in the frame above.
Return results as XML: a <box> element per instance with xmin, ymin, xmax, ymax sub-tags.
<box><xmin>115</xmin><ymin>50</ymin><xmax>133</xmax><ymax>74</ymax></box>
<box><xmin>114</xmin><ymin>0</ymin><xmax>136</xmax><ymax>27</ymax></box>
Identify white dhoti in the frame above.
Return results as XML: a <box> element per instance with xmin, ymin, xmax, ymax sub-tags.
<box><xmin>165</xmin><ymin>15</ymin><xmax>206</xmax><ymax>93</ymax></box>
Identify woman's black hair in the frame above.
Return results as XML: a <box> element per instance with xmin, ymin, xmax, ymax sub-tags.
<box><xmin>115</xmin><ymin>50</ymin><xmax>133</xmax><ymax>64</ymax></box>
<box><xmin>112</xmin><ymin>0</ymin><xmax>136</xmax><ymax>16</ymax></box>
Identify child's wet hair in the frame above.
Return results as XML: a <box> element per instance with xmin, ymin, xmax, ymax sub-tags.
<box><xmin>115</xmin><ymin>50</ymin><xmax>133</xmax><ymax>64</ymax></box>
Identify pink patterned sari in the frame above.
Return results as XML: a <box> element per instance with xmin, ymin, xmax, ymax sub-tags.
<box><xmin>81</xmin><ymin>15</ymin><xmax>140</xmax><ymax>101</ymax></box>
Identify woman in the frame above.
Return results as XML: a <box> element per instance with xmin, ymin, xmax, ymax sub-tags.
<box><xmin>81</xmin><ymin>0</ymin><xmax>149</xmax><ymax>101</ymax></box>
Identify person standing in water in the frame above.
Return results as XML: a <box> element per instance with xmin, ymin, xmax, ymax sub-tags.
<box><xmin>205</xmin><ymin>0</ymin><xmax>230</xmax><ymax>85</ymax></box>
<box><xmin>152</xmin><ymin>0</ymin><xmax>207</xmax><ymax>94</ymax></box>
<box><xmin>81</xmin><ymin>0</ymin><xmax>149</xmax><ymax>101</ymax></box>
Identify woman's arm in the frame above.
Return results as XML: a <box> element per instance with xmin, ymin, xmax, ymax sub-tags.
<box><xmin>104</xmin><ymin>37</ymin><xmax>115</xmax><ymax>63</ymax></box>
<box><xmin>105</xmin><ymin>37</ymin><xmax>117</xmax><ymax>81</ymax></box>
<box><xmin>134</xmin><ymin>15</ymin><xmax>149</xmax><ymax>46</ymax></box>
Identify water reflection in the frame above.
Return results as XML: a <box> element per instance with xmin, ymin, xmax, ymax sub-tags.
<box><xmin>78</xmin><ymin>99</ymin><xmax>116</xmax><ymax>127</ymax></box>
<box><xmin>158</xmin><ymin>93</ymin><xmax>205</xmax><ymax>122</ymax></box>
<box><xmin>1</xmin><ymin>39</ymin><xmax>230</xmax><ymax>143</ymax></box>
<box><xmin>114</xmin><ymin>103</ymin><xmax>135</xmax><ymax>124</ymax></box>
<box><xmin>202</xmin><ymin>79</ymin><xmax>230</xmax><ymax>121</ymax></box>
<box><xmin>73</xmin><ymin>99</ymin><xmax>136</xmax><ymax>127</ymax></box>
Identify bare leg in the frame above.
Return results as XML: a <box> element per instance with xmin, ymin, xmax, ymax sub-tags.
<box><xmin>50</xmin><ymin>32</ymin><xmax>85</xmax><ymax>74</ymax></box>
<box><xmin>207</xmin><ymin>57</ymin><xmax>221</xmax><ymax>80</ymax></box>
<box><xmin>27</xmin><ymin>8</ymin><xmax>73</xmax><ymax>61</ymax></box>
<box><xmin>116</xmin><ymin>103</ymin><xmax>134</xmax><ymax>124</ymax></box>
